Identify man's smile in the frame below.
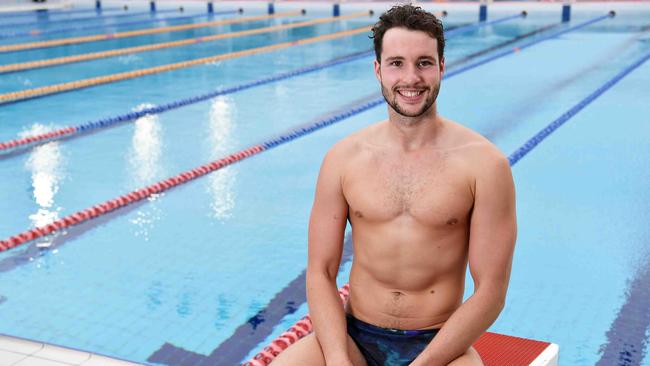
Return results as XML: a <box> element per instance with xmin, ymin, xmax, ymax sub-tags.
<box><xmin>395</xmin><ymin>87</ymin><xmax>427</xmax><ymax>100</ymax></box>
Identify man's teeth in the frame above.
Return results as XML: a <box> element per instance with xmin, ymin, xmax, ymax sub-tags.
<box><xmin>399</xmin><ymin>90</ymin><xmax>422</xmax><ymax>97</ymax></box>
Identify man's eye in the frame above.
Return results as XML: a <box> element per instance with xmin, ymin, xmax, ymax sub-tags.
<box><xmin>419</xmin><ymin>61</ymin><xmax>434</xmax><ymax>67</ymax></box>
<box><xmin>390</xmin><ymin>61</ymin><xmax>402</xmax><ymax>67</ymax></box>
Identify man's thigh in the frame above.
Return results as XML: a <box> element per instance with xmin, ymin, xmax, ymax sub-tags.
<box><xmin>269</xmin><ymin>333</ymin><xmax>367</xmax><ymax>366</ymax></box>
<box><xmin>447</xmin><ymin>346</ymin><xmax>484</xmax><ymax>366</ymax></box>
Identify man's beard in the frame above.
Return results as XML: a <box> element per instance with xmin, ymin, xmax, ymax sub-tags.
<box><xmin>381</xmin><ymin>82</ymin><xmax>440</xmax><ymax>118</ymax></box>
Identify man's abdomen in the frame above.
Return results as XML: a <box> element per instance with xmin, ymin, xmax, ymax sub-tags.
<box><xmin>347</xmin><ymin>264</ymin><xmax>466</xmax><ymax>331</ymax></box>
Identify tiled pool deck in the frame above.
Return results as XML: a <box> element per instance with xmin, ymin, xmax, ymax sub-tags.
<box><xmin>0</xmin><ymin>335</ymin><xmax>143</xmax><ymax>366</ymax></box>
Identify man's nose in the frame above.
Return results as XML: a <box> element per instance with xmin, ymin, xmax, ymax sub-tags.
<box><xmin>402</xmin><ymin>65</ymin><xmax>422</xmax><ymax>84</ymax></box>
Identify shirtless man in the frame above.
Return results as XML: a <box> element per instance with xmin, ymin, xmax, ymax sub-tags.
<box><xmin>271</xmin><ymin>5</ymin><xmax>516</xmax><ymax>366</ymax></box>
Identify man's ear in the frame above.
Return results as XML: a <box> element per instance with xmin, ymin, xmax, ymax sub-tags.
<box><xmin>374</xmin><ymin>59</ymin><xmax>381</xmax><ymax>82</ymax></box>
<box><xmin>440</xmin><ymin>56</ymin><xmax>445</xmax><ymax>76</ymax></box>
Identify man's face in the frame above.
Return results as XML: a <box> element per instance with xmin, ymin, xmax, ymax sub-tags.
<box><xmin>374</xmin><ymin>27</ymin><xmax>445</xmax><ymax>119</ymax></box>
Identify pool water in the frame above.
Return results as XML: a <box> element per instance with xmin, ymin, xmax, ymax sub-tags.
<box><xmin>0</xmin><ymin>2</ymin><xmax>649</xmax><ymax>365</ymax></box>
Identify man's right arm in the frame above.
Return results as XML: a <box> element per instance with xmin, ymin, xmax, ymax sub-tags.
<box><xmin>306</xmin><ymin>145</ymin><xmax>352</xmax><ymax>366</ymax></box>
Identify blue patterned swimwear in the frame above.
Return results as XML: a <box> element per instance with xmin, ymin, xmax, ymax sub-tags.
<box><xmin>346</xmin><ymin>314</ymin><xmax>439</xmax><ymax>366</ymax></box>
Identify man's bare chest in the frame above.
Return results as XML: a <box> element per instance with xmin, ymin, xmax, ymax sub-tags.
<box><xmin>343</xmin><ymin>152</ymin><xmax>475</xmax><ymax>226</ymax></box>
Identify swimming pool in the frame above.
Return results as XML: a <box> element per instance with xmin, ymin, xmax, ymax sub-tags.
<box><xmin>0</xmin><ymin>1</ymin><xmax>649</xmax><ymax>365</ymax></box>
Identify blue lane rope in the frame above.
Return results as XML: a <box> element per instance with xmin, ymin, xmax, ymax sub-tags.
<box><xmin>0</xmin><ymin>9</ymin><xmax>239</xmax><ymax>40</ymax></box>
<box><xmin>73</xmin><ymin>51</ymin><xmax>374</xmax><ymax>134</ymax></box>
<box><xmin>0</xmin><ymin>9</ymin><xmax>181</xmax><ymax>29</ymax></box>
<box><xmin>508</xmin><ymin>51</ymin><xmax>650</xmax><ymax>166</ymax></box>
<box><xmin>445</xmin><ymin>12</ymin><xmax>616</xmax><ymax>79</ymax></box>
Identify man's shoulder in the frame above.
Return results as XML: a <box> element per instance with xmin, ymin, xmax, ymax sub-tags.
<box><xmin>444</xmin><ymin>119</ymin><xmax>510</xmax><ymax>173</ymax></box>
<box><xmin>326</xmin><ymin>121</ymin><xmax>385</xmax><ymax>158</ymax></box>
<box><xmin>446</xmin><ymin>119</ymin><xmax>505</xmax><ymax>157</ymax></box>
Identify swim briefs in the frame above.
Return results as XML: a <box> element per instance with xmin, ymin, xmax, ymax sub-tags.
<box><xmin>346</xmin><ymin>314</ymin><xmax>439</xmax><ymax>366</ymax></box>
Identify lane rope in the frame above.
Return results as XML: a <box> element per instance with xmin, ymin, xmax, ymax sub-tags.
<box><xmin>0</xmin><ymin>11</ymin><xmax>301</xmax><ymax>53</ymax></box>
<box><xmin>0</xmin><ymin>15</ymin><xmax>637</xmax><ymax>253</ymax></box>
<box><xmin>0</xmin><ymin>8</ymin><xmax>180</xmax><ymax>29</ymax></box>
<box><xmin>0</xmin><ymin>15</ymin><xmax>526</xmax><ymax>152</ymax></box>
<box><xmin>0</xmin><ymin>25</ymin><xmax>373</xmax><ymax>105</ymax></box>
<box><xmin>240</xmin><ymin>48</ymin><xmax>650</xmax><ymax>366</ymax></box>
<box><xmin>0</xmin><ymin>12</ymin><xmax>370</xmax><ymax>74</ymax></box>
<box><xmin>0</xmin><ymin>9</ymin><xmax>239</xmax><ymax>40</ymax></box>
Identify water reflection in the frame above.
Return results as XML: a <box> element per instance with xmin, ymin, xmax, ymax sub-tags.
<box><xmin>128</xmin><ymin>104</ymin><xmax>162</xmax><ymax>186</ymax></box>
<box><xmin>23</xmin><ymin>124</ymin><xmax>65</xmax><ymax>249</ymax></box>
<box><xmin>206</xmin><ymin>96</ymin><xmax>237</xmax><ymax>221</ymax></box>
<box><xmin>128</xmin><ymin>104</ymin><xmax>163</xmax><ymax>242</ymax></box>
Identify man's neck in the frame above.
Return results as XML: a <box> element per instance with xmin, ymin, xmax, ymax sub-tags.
<box><xmin>386</xmin><ymin>105</ymin><xmax>443</xmax><ymax>152</ymax></box>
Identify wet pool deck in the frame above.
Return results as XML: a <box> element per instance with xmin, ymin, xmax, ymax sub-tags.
<box><xmin>0</xmin><ymin>335</ymin><xmax>143</xmax><ymax>366</ymax></box>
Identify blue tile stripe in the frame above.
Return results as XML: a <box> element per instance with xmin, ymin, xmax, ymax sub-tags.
<box><xmin>595</xmin><ymin>259</ymin><xmax>650</xmax><ymax>365</ymax></box>
<box><xmin>0</xmin><ymin>10</ymin><xmax>238</xmax><ymax>40</ymax></box>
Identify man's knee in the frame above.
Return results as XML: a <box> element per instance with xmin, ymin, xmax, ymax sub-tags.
<box><xmin>269</xmin><ymin>334</ymin><xmax>325</xmax><ymax>366</ymax></box>
<box><xmin>447</xmin><ymin>346</ymin><xmax>484</xmax><ymax>366</ymax></box>
<box><xmin>269</xmin><ymin>333</ymin><xmax>366</xmax><ymax>366</ymax></box>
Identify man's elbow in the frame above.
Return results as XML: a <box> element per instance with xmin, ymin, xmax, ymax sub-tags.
<box><xmin>475</xmin><ymin>282</ymin><xmax>508</xmax><ymax>313</ymax></box>
<box><xmin>306</xmin><ymin>266</ymin><xmax>338</xmax><ymax>287</ymax></box>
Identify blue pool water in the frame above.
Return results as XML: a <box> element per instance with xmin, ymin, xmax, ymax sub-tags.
<box><xmin>0</xmin><ymin>2</ymin><xmax>649</xmax><ymax>365</ymax></box>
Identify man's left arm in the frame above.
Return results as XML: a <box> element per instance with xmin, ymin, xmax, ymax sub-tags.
<box><xmin>411</xmin><ymin>150</ymin><xmax>517</xmax><ymax>366</ymax></box>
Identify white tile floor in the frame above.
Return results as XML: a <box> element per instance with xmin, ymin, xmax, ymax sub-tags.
<box><xmin>0</xmin><ymin>335</ymin><xmax>143</xmax><ymax>366</ymax></box>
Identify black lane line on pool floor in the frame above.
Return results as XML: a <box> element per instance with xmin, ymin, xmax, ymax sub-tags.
<box><xmin>596</xmin><ymin>258</ymin><xmax>650</xmax><ymax>365</ymax></box>
<box><xmin>147</xmin><ymin>235</ymin><xmax>354</xmax><ymax>366</ymax></box>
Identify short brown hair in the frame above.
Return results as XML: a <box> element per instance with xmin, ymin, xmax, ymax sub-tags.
<box><xmin>370</xmin><ymin>4</ymin><xmax>445</xmax><ymax>62</ymax></box>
